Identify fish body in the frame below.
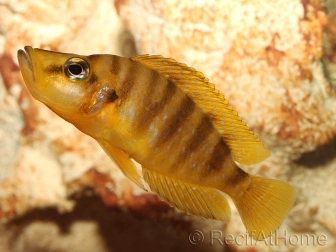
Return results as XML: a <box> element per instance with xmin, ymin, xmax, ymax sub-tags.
<box><xmin>18</xmin><ymin>46</ymin><xmax>295</xmax><ymax>240</ymax></box>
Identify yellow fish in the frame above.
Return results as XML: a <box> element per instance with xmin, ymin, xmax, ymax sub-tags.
<box><xmin>18</xmin><ymin>46</ymin><xmax>295</xmax><ymax>240</ymax></box>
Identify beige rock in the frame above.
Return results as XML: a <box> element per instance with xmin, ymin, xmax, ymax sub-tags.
<box><xmin>117</xmin><ymin>0</ymin><xmax>335</xmax><ymax>155</ymax></box>
<box><xmin>117</xmin><ymin>0</ymin><xmax>336</xmax><ymax>251</ymax></box>
<box><xmin>0</xmin><ymin>0</ymin><xmax>134</xmax><ymax>219</ymax></box>
<box><xmin>1</xmin><ymin>0</ymin><xmax>336</xmax><ymax>251</ymax></box>
<box><xmin>0</xmin><ymin>0</ymin><xmax>221</xmax><ymax>251</ymax></box>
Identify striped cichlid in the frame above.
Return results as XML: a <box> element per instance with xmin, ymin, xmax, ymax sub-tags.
<box><xmin>18</xmin><ymin>46</ymin><xmax>295</xmax><ymax>240</ymax></box>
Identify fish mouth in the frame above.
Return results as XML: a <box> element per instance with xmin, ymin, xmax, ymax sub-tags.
<box><xmin>17</xmin><ymin>46</ymin><xmax>41</xmax><ymax>100</ymax></box>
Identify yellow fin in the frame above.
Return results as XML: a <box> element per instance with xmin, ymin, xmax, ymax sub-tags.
<box><xmin>232</xmin><ymin>175</ymin><xmax>296</xmax><ymax>240</ymax></box>
<box><xmin>132</xmin><ymin>55</ymin><xmax>270</xmax><ymax>165</ymax></box>
<box><xmin>97</xmin><ymin>139</ymin><xmax>146</xmax><ymax>190</ymax></box>
<box><xmin>142</xmin><ymin>168</ymin><xmax>230</xmax><ymax>222</ymax></box>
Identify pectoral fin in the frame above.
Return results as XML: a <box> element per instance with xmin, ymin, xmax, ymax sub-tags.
<box><xmin>98</xmin><ymin>139</ymin><xmax>146</xmax><ymax>190</ymax></box>
<box><xmin>142</xmin><ymin>168</ymin><xmax>231</xmax><ymax>221</ymax></box>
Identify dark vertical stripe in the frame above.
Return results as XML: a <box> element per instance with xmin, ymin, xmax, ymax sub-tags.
<box><xmin>110</xmin><ymin>56</ymin><xmax>121</xmax><ymax>75</ymax></box>
<box><xmin>155</xmin><ymin>95</ymin><xmax>196</xmax><ymax>147</ymax></box>
<box><xmin>205</xmin><ymin>138</ymin><xmax>231</xmax><ymax>173</ymax></box>
<box><xmin>134</xmin><ymin>78</ymin><xmax>177</xmax><ymax>132</ymax></box>
<box><xmin>133</xmin><ymin>70</ymin><xmax>165</xmax><ymax>129</ymax></box>
<box><xmin>116</xmin><ymin>59</ymin><xmax>138</xmax><ymax>106</ymax></box>
<box><xmin>228</xmin><ymin>167</ymin><xmax>248</xmax><ymax>187</ymax></box>
<box><xmin>173</xmin><ymin>115</ymin><xmax>214</xmax><ymax>167</ymax></box>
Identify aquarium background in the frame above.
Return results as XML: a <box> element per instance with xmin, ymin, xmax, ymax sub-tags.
<box><xmin>0</xmin><ymin>0</ymin><xmax>336</xmax><ymax>251</ymax></box>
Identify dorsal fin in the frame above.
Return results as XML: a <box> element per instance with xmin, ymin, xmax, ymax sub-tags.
<box><xmin>132</xmin><ymin>55</ymin><xmax>270</xmax><ymax>165</ymax></box>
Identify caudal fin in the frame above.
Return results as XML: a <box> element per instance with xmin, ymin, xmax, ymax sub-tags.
<box><xmin>232</xmin><ymin>175</ymin><xmax>296</xmax><ymax>240</ymax></box>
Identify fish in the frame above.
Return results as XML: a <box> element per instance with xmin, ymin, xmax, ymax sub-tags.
<box><xmin>17</xmin><ymin>46</ymin><xmax>295</xmax><ymax>240</ymax></box>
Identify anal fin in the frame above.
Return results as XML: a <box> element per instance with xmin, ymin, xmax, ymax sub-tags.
<box><xmin>98</xmin><ymin>139</ymin><xmax>146</xmax><ymax>190</ymax></box>
<box><xmin>142</xmin><ymin>168</ymin><xmax>230</xmax><ymax>222</ymax></box>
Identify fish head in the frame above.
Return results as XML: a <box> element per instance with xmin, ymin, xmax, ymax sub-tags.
<box><xmin>17</xmin><ymin>46</ymin><xmax>121</xmax><ymax>134</ymax></box>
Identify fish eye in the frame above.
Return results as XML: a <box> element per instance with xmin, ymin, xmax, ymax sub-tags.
<box><xmin>64</xmin><ymin>58</ymin><xmax>90</xmax><ymax>80</ymax></box>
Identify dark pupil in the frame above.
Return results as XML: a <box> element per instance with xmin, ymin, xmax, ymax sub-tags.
<box><xmin>69</xmin><ymin>64</ymin><xmax>83</xmax><ymax>75</ymax></box>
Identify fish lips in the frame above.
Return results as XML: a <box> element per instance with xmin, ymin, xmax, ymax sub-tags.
<box><xmin>17</xmin><ymin>46</ymin><xmax>41</xmax><ymax>100</ymax></box>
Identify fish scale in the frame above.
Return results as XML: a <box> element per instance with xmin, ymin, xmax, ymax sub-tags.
<box><xmin>132</xmin><ymin>72</ymin><xmax>172</xmax><ymax>133</ymax></box>
<box><xmin>18</xmin><ymin>46</ymin><xmax>296</xmax><ymax>240</ymax></box>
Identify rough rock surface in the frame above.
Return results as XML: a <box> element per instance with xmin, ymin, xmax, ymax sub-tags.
<box><xmin>0</xmin><ymin>1</ymin><xmax>221</xmax><ymax>251</ymax></box>
<box><xmin>117</xmin><ymin>0</ymin><xmax>336</xmax><ymax>251</ymax></box>
<box><xmin>0</xmin><ymin>0</ymin><xmax>336</xmax><ymax>251</ymax></box>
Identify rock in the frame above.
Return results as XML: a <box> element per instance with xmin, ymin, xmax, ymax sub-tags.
<box><xmin>0</xmin><ymin>1</ymin><xmax>221</xmax><ymax>251</ymax></box>
<box><xmin>0</xmin><ymin>0</ymin><xmax>336</xmax><ymax>251</ymax></box>
<box><xmin>117</xmin><ymin>0</ymin><xmax>336</xmax><ymax>251</ymax></box>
